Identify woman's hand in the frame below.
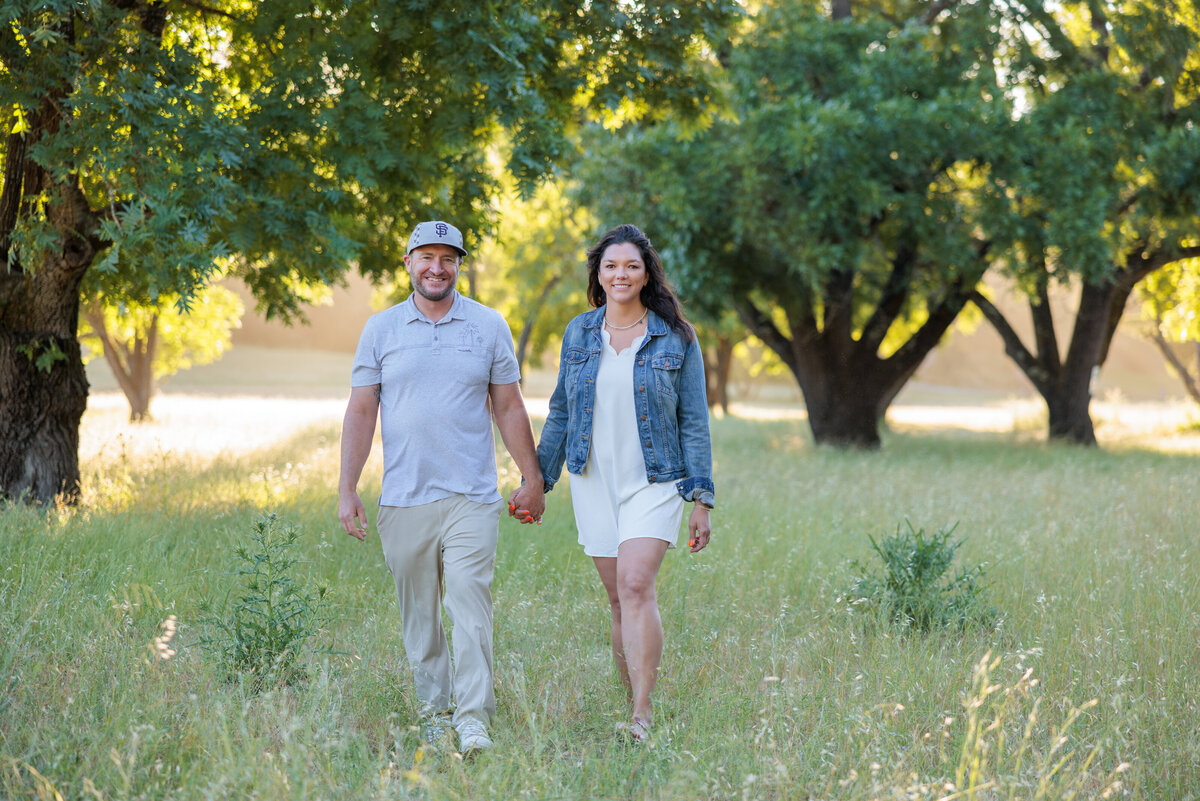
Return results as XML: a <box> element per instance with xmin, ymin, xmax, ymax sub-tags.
<box><xmin>687</xmin><ymin>504</ymin><xmax>711</xmax><ymax>553</ymax></box>
<box><xmin>508</xmin><ymin>485</ymin><xmax>545</xmax><ymax>524</ymax></box>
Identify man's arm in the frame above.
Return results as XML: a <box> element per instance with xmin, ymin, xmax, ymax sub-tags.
<box><xmin>488</xmin><ymin>381</ymin><xmax>545</xmax><ymax>522</ymax></box>
<box><xmin>338</xmin><ymin>384</ymin><xmax>381</xmax><ymax>540</ymax></box>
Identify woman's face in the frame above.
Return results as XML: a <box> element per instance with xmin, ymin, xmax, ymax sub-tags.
<box><xmin>598</xmin><ymin>242</ymin><xmax>648</xmax><ymax>307</ymax></box>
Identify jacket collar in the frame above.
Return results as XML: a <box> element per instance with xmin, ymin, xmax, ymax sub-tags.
<box><xmin>582</xmin><ymin>305</ymin><xmax>668</xmax><ymax>337</ymax></box>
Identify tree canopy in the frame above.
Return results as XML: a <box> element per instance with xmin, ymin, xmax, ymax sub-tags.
<box><xmin>969</xmin><ymin>0</ymin><xmax>1200</xmax><ymax>443</ymax></box>
<box><xmin>0</xmin><ymin>0</ymin><xmax>738</xmax><ymax>503</ymax></box>
<box><xmin>577</xmin><ymin>0</ymin><xmax>1200</xmax><ymax>447</ymax></box>
<box><xmin>577</xmin><ymin>0</ymin><xmax>1024</xmax><ymax>446</ymax></box>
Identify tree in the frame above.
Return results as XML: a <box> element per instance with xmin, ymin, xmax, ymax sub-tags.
<box><xmin>0</xmin><ymin>0</ymin><xmax>738</xmax><ymax>504</ymax></box>
<box><xmin>1138</xmin><ymin>259</ymin><xmax>1200</xmax><ymax>405</ymax></box>
<box><xmin>80</xmin><ymin>284</ymin><xmax>243</xmax><ymax>422</ymax></box>
<box><xmin>474</xmin><ymin>179</ymin><xmax>593</xmax><ymax>376</ymax></box>
<box><xmin>967</xmin><ymin>1</ymin><xmax>1200</xmax><ymax>444</ymax></box>
<box><xmin>579</xmin><ymin>0</ymin><xmax>1023</xmax><ymax>447</ymax></box>
<box><xmin>2</xmin><ymin>1</ymin><xmax>248</xmax><ymax>503</ymax></box>
<box><xmin>696</xmin><ymin>310</ymin><xmax>746</xmax><ymax>415</ymax></box>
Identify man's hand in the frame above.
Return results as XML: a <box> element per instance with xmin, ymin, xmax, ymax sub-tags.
<box><xmin>339</xmin><ymin>490</ymin><xmax>369</xmax><ymax>541</ymax></box>
<box><xmin>508</xmin><ymin>483</ymin><xmax>546</xmax><ymax>524</ymax></box>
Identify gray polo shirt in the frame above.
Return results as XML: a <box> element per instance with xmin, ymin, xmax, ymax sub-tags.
<box><xmin>351</xmin><ymin>291</ymin><xmax>521</xmax><ymax>507</ymax></box>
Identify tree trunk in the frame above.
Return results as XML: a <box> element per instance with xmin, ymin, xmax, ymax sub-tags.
<box><xmin>0</xmin><ymin>331</ymin><xmax>89</xmax><ymax>504</ymax></box>
<box><xmin>798</xmin><ymin>358</ymin><xmax>891</xmax><ymax>448</ymax></box>
<box><xmin>1044</xmin><ymin>375</ymin><xmax>1098</xmax><ymax>444</ymax></box>
<box><xmin>0</xmin><ymin>180</ymin><xmax>100</xmax><ymax>504</ymax></box>
<box><xmin>735</xmin><ymin>252</ymin><xmax>976</xmax><ymax>449</ymax></box>
<box><xmin>703</xmin><ymin>335</ymin><xmax>734</xmax><ymax>415</ymax></box>
<box><xmin>1043</xmin><ymin>282</ymin><xmax>1116</xmax><ymax>445</ymax></box>
<box><xmin>972</xmin><ymin>280</ymin><xmax>1121</xmax><ymax>447</ymax></box>
<box><xmin>514</xmin><ymin>274</ymin><xmax>562</xmax><ymax>382</ymax></box>
<box><xmin>85</xmin><ymin>307</ymin><xmax>158</xmax><ymax>422</ymax></box>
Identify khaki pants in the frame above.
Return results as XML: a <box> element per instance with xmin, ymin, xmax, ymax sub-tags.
<box><xmin>378</xmin><ymin>496</ymin><xmax>503</xmax><ymax>726</ymax></box>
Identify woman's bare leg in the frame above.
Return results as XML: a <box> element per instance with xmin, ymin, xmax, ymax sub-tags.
<box><xmin>615</xmin><ymin>537</ymin><xmax>669</xmax><ymax>724</ymax></box>
<box><xmin>592</xmin><ymin>556</ymin><xmax>631</xmax><ymax>695</ymax></box>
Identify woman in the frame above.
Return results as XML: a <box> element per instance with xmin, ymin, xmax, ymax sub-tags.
<box><xmin>513</xmin><ymin>223</ymin><xmax>714</xmax><ymax>742</ymax></box>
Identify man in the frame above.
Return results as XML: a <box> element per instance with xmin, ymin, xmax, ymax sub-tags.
<box><xmin>338</xmin><ymin>220</ymin><xmax>545</xmax><ymax>754</ymax></box>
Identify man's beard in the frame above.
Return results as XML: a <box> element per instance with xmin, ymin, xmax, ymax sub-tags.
<box><xmin>414</xmin><ymin>276</ymin><xmax>456</xmax><ymax>302</ymax></box>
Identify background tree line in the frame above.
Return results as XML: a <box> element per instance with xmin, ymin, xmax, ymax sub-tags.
<box><xmin>2</xmin><ymin>0</ymin><xmax>1199</xmax><ymax>504</ymax></box>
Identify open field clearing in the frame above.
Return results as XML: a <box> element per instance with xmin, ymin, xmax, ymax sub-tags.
<box><xmin>3</xmin><ymin>388</ymin><xmax>1200</xmax><ymax>800</ymax></box>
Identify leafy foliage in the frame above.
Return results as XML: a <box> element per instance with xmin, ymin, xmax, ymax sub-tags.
<box><xmin>845</xmin><ymin>521</ymin><xmax>995</xmax><ymax>632</ymax></box>
<box><xmin>200</xmin><ymin>513</ymin><xmax>329</xmax><ymax>690</ymax></box>
<box><xmin>575</xmin><ymin>1</ymin><xmax>1023</xmax><ymax>445</ymax></box>
<box><xmin>965</xmin><ymin>1</ymin><xmax>1200</xmax><ymax>442</ymax></box>
<box><xmin>1</xmin><ymin>0</ymin><xmax>739</xmax><ymax>503</ymax></box>
<box><xmin>1138</xmin><ymin>259</ymin><xmax>1200</xmax><ymax>404</ymax></box>
<box><xmin>475</xmin><ymin>180</ymin><xmax>593</xmax><ymax>369</ymax></box>
<box><xmin>79</xmin><ymin>283</ymin><xmax>244</xmax><ymax>420</ymax></box>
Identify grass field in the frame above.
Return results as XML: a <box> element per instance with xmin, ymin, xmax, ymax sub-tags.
<box><xmin>3</xmin><ymin>375</ymin><xmax>1200</xmax><ymax>799</ymax></box>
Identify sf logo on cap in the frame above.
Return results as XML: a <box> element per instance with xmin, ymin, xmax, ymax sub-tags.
<box><xmin>436</xmin><ymin>223</ymin><xmax>449</xmax><ymax>237</ymax></box>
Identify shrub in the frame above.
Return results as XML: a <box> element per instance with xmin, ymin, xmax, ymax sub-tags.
<box><xmin>844</xmin><ymin>521</ymin><xmax>995</xmax><ymax>632</ymax></box>
<box><xmin>200</xmin><ymin>512</ymin><xmax>330</xmax><ymax>689</ymax></box>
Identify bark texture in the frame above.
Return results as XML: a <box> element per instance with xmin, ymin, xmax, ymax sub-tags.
<box><xmin>0</xmin><ymin>179</ymin><xmax>99</xmax><ymax>502</ymax></box>
<box><xmin>2</xmin><ymin>91</ymin><xmax>101</xmax><ymax>502</ymax></box>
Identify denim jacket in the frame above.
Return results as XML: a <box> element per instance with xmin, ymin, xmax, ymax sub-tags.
<box><xmin>537</xmin><ymin>306</ymin><xmax>715</xmax><ymax>508</ymax></box>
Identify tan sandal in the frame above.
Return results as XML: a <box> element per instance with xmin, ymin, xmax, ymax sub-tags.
<box><xmin>615</xmin><ymin>716</ymin><xmax>651</xmax><ymax>743</ymax></box>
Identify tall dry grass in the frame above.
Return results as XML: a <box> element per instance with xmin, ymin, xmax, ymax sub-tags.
<box><xmin>2</xmin><ymin>396</ymin><xmax>1198</xmax><ymax>800</ymax></box>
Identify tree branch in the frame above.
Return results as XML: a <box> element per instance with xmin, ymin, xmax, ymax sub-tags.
<box><xmin>970</xmin><ymin>289</ymin><xmax>1050</xmax><ymax>395</ymax></box>
<box><xmin>1012</xmin><ymin>2</ymin><xmax>1092</xmax><ymax>67</ymax></box>
<box><xmin>734</xmin><ymin>299</ymin><xmax>792</xmax><ymax>359</ymax></box>
<box><xmin>920</xmin><ymin>0</ymin><xmax>960</xmax><ymax>26</ymax></box>
<box><xmin>1087</xmin><ymin>0</ymin><xmax>1110</xmax><ymax>64</ymax></box>
<box><xmin>1149</xmin><ymin>328</ymin><xmax>1200</xmax><ymax>404</ymax></box>
<box><xmin>85</xmin><ymin>305</ymin><xmax>140</xmax><ymax>404</ymax></box>
<box><xmin>1030</xmin><ymin>271</ymin><xmax>1060</xmax><ymax>372</ymax></box>
<box><xmin>822</xmin><ymin>267</ymin><xmax>856</xmax><ymax>353</ymax></box>
<box><xmin>167</xmin><ymin>0</ymin><xmax>241</xmax><ymax>22</ymax></box>
<box><xmin>860</xmin><ymin>237</ymin><xmax>917</xmax><ymax>353</ymax></box>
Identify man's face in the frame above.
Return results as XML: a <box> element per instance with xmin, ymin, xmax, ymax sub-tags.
<box><xmin>405</xmin><ymin>244</ymin><xmax>461</xmax><ymax>302</ymax></box>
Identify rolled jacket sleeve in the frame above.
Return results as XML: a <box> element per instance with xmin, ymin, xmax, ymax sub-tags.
<box><xmin>674</xmin><ymin>331</ymin><xmax>715</xmax><ymax>508</ymax></box>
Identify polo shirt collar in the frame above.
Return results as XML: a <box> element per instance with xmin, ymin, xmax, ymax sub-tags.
<box><xmin>400</xmin><ymin>290</ymin><xmax>466</xmax><ymax>324</ymax></box>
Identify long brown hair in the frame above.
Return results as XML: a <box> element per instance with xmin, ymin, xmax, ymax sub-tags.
<box><xmin>586</xmin><ymin>223</ymin><xmax>693</xmax><ymax>341</ymax></box>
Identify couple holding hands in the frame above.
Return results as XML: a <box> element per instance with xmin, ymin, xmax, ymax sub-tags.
<box><xmin>338</xmin><ymin>221</ymin><xmax>714</xmax><ymax>754</ymax></box>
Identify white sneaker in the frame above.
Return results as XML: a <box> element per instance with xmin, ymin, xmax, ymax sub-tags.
<box><xmin>455</xmin><ymin>718</ymin><xmax>493</xmax><ymax>754</ymax></box>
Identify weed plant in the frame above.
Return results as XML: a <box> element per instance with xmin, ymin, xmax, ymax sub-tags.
<box><xmin>845</xmin><ymin>520</ymin><xmax>995</xmax><ymax>632</ymax></box>
<box><xmin>199</xmin><ymin>512</ymin><xmax>330</xmax><ymax>690</ymax></box>
<box><xmin>1</xmin><ymin>409</ymin><xmax>1198</xmax><ymax>799</ymax></box>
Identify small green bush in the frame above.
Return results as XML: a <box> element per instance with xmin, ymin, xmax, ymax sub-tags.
<box><xmin>200</xmin><ymin>512</ymin><xmax>330</xmax><ymax>689</ymax></box>
<box><xmin>845</xmin><ymin>521</ymin><xmax>995</xmax><ymax>632</ymax></box>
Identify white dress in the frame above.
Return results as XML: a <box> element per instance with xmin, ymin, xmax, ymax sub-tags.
<box><xmin>570</xmin><ymin>330</ymin><xmax>686</xmax><ymax>558</ymax></box>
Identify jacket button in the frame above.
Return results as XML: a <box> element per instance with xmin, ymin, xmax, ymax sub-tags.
<box><xmin>640</xmin><ymin>415</ymin><xmax>647</xmax><ymax>420</ymax></box>
<box><xmin>645</xmin><ymin>441</ymin><xmax>651</xmax><ymax>447</ymax></box>
<box><xmin>649</xmin><ymin>476</ymin><xmax>655</xmax><ymax>483</ymax></box>
<box><xmin>638</xmin><ymin>386</ymin><xmax>645</xmax><ymax>391</ymax></box>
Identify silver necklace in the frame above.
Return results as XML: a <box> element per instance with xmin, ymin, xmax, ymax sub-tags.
<box><xmin>604</xmin><ymin>309</ymin><xmax>647</xmax><ymax>331</ymax></box>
